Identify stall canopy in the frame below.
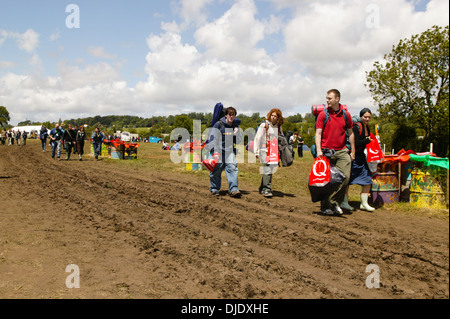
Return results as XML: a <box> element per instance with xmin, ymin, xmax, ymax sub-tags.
<box><xmin>409</xmin><ymin>154</ymin><xmax>449</xmax><ymax>170</ymax></box>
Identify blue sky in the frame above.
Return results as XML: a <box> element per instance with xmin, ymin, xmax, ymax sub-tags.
<box><xmin>0</xmin><ymin>0</ymin><xmax>447</xmax><ymax>125</ymax></box>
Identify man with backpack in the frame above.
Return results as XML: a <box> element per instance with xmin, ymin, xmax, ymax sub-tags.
<box><xmin>315</xmin><ymin>89</ymin><xmax>356</xmax><ymax>216</ymax></box>
<box><xmin>206</xmin><ymin>106</ymin><xmax>242</xmax><ymax>198</ymax></box>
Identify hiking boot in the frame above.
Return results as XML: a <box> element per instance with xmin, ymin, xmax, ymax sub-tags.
<box><xmin>230</xmin><ymin>191</ymin><xmax>241</xmax><ymax>198</ymax></box>
<box><xmin>263</xmin><ymin>191</ymin><xmax>273</xmax><ymax>198</ymax></box>
<box><xmin>321</xmin><ymin>209</ymin><xmax>335</xmax><ymax>216</ymax></box>
<box><xmin>334</xmin><ymin>205</ymin><xmax>344</xmax><ymax>216</ymax></box>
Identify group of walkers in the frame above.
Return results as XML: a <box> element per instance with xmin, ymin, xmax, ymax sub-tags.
<box><xmin>205</xmin><ymin>89</ymin><xmax>377</xmax><ymax>216</ymax></box>
<box><xmin>38</xmin><ymin>124</ymin><xmax>105</xmax><ymax>161</ymax></box>
<box><xmin>39</xmin><ymin>124</ymin><xmax>86</xmax><ymax>161</ymax></box>
<box><xmin>0</xmin><ymin>129</ymin><xmax>29</xmax><ymax>146</ymax></box>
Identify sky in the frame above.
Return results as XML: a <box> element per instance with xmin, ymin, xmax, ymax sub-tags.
<box><xmin>0</xmin><ymin>0</ymin><xmax>448</xmax><ymax>125</ymax></box>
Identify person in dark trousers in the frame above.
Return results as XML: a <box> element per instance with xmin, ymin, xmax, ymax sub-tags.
<box><xmin>22</xmin><ymin>131</ymin><xmax>28</xmax><ymax>145</ymax></box>
<box><xmin>315</xmin><ymin>89</ymin><xmax>356</xmax><ymax>216</ymax></box>
<box><xmin>63</xmin><ymin>124</ymin><xmax>76</xmax><ymax>160</ymax></box>
<box><xmin>49</xmin><ymin>124</ymin><xmax>64</xmax><ymax>160</ymax></box>
<box><xmin>40</xmin><ymin>125</ymin><xmax>49</xmax><ymax>152</ymax></box>
<box><xmin>296</xmin><ymin>134</ymin><xmax>304</xmax><ymax>158</ymax></box>
<box><xmin>15</xmin><ymin>130</ymin><xmax>21</xmax><ymax>146</ymax></box>
<box><xmin>76</xmin><ymin>125</ymin><xmax>87</xmax><ymax>161</ymax></box>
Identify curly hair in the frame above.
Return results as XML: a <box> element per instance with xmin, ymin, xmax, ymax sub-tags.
<box><xmin>266</xmin><ymin>108</ymin><xmax>284</xmax><ymax>126</ymax></box>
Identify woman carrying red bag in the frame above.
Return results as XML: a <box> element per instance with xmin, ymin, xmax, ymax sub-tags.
<box><xmin>254</xmin><ymin>108</ymin><xmax>284</xmax><ymax>198</ymax></box>
<box><xmin>342</xmin><ymin>108</ymin><xmax>376</xmax><ymax>212</ymax></box>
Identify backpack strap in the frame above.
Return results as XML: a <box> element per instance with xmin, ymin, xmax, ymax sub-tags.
<box><xmin>354</xmin><ymin>122</ymin><xmax>364</xmax><ymax>136</ymax></box>
<box><xmin>322</xmin><ymin>108</ymin><xmax>331</xmax><ymax>132</ymax></box>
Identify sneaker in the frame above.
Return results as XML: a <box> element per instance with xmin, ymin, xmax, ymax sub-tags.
<box><xmin>211</xmin><ymin>191</ymin><xmax>220</xmax><ymax>196</ymax></box>
<box><xmin>230</xmin><ymin>191</ymin><xmax>241</xmax><ymax>198</ymax></box>
<box><xmin>334</xmin><ymin>205</ymin><xmax>344</xmax><ymax>216</ymax></box>
<box><xmin>263</xmin><ymin>191</ymin><xmax>273</xmax><ymax>198</ymax></box>
<box><xmin>321</xmin><ymin>209</ymin><xmax>335</xmax><ymax>216</ymax></box>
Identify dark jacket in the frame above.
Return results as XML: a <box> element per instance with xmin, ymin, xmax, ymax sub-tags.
<box><xmin>50</xmin><ymin>128</ymin><xmax>63</xmax><ymax>141</ymax></box>
<box><xmin>208</xmin><ymin>117</ymin><xmax>242</xmax><ymax>155</ymax></box>
<box><xmin>353</xmin><ymin>123</ymin><xmax>371</xmax><ymax>154</ymax></box>
<box><xmin>40</xmin><ymin>128</ymin><xmax>48</xmax><ymax>139</ymax></box>
<box><xmin>278</xmin><ymin>132</ymin><xmax>293</xmax><ymax>167</ymax></box>
<box><xmin>63</xmin><ymin>129</ymin><xmax>76</xmax><ymax>143</ymax></box>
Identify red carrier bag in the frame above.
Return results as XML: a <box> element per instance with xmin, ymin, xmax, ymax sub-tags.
<box><xmin>202</xmin><ymin>153</ymin><xmax>220</xmax><ymax>172</ymax></box>
<box><xmin>266</xmin><ymin>137</ymin><xmax>279</xmax><ymax>165</ymax></box>
<box><xmin>365</xmin><ymin>133</ymin><xmax>384</xmax><ymax>173</ymax></box>
<box><xmin>309</xmin><ymin>157</ymin><xmax>331</xmax><ymax>187</ymax></box>
<box><xmin>308</xmin><ymin>156</ymin><xmax>346</xmax><ymax>203</ymax></box>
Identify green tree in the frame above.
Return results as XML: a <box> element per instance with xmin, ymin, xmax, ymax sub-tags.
<box><xmin>366</xmin><ymin>25</ymin><xmax>449</xmax><ymax>156</ymax></box>
<box><xmin>0</xmin><ymin>106</ymin><xmax>11</xmax><ymax>128</ymax></box>
<box><xmin>174</xmin><ymin>115</ymin><xmax>193</xmax><ymax>133</ymax></box>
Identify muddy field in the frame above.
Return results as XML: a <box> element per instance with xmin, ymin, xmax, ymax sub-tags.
<box><xmin>0</xmin><ymin>140</ymin><xmax>448</xmax><ymax>300</ymax></box>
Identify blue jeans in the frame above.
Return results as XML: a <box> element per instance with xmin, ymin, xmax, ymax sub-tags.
<box><xmin>41</xmin><ymin>138</ymin><xmax>47</xmax><ymax>151</ymax></box>
<box><xmin>210</xmin><ymin>152</ymin><xmax>239</xmax><ymax>194</ymax></box>
<box><xmin>51</xmin><ymin>140</ymin><xmax>61</xmax><ymax>158</ymax></box>
<box><xmin>93</xmin><ymin>142</ymin><xmax>102</xmax><ymax>157</ymax></box>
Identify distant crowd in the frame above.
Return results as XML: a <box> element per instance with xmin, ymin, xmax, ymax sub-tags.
<box><xmin>0</xmin><ymin>129</ymin><xmax>29</xmax><ymax>146</ymax></box>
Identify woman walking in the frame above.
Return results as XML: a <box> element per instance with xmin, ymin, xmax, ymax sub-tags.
<box><xmin>254</xmin><ymin>108</ymin><xmax>284</xmax><ymax>198</ymax></box>
<box><xmin>341</xmin><ymin>108</ymin><xmax>376</xmax><ymax>212</ymax></box>
<box><xmin>76</xmin><ymin>125</ymin><xmax>87</xmax><ymax>161</ymax></box>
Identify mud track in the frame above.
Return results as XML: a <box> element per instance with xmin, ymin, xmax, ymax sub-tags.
<box><xmin>0</xmin><ymin>142</ymin><xmax>448</xmax><ymax>299</ymax></box>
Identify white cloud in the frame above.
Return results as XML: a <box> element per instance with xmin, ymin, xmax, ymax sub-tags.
<box><xmin>279</xmin><ymin>0</ymin><xmax>449</xmax><ymax>114</ymax></box>
<box><xmin>177</xmin><ymin>0</ymin><xmax>214</xmax><ymax>28</ymax></box>
<box><xmin>0</xmin><ymin>59</ymin><xmax>138</xmax><ymax>124</ymax></box>
<box><xmin>194</xmin><ymin>0</ymin><xmax>269</xmax><ymax>63</ymax></box>
<box><xmin>88</xmin><ymin>46</ymin><xmax>117</xmax><ymax>60</ymax></box>
<box><xmin>0</xmin><ymin>28</ymin><xmax>40</xmax><ymax>53</ymax></box>
<box><xmin>49</xmin><ymin>29</ymin><xmax>61</xmax><ymax>41</ymax></box>
<box><xmin>30</xmin><ymin>53</ymin><xmax>43</xmax><ymax>73</ymax></box>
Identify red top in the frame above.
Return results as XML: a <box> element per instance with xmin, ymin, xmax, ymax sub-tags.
<box><xmin>316</xmin><ymin>105</ymin><xmax>353</xmax><ymax>151</ymax></box>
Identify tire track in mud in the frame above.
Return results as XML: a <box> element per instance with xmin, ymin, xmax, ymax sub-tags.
<box><xmin>1</xmin><ymin>144</ymin><xmax>448</xmax><ymax>299</ymax></box>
